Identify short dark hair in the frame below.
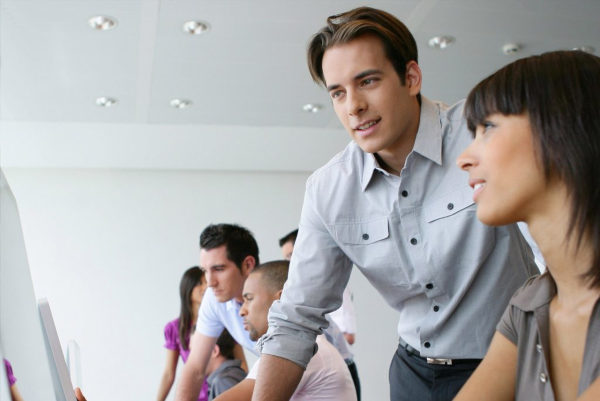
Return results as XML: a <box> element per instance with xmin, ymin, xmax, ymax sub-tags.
<box><xmin>278</xmin><ymin>229</ymin><xmax>298</xmax><ymax>247</ymax></box>
<box><xmin>464</xmin><ymin>50</ymin><xmax>600</xmax><ymax>287</ymax></box>
<box><xmin>216</xmin><ymin>329</ymin><xmax>237</xmax><ymax>360</ymax></box>
<box><xmin>307</xmin><ymin>6</ymin><xmax>418</xmax><ymax>91</ymax></box>
<box><xmin>199</xmin><ymin>224</ymin><xmax>260</xmax><ymax>269</ymax></box>
<box><xmin>252</xmin><ymin>260</ymin><xmax>289</xmax><ymax>292</ymax></box>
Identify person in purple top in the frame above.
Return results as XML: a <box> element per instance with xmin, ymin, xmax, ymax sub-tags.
<box><xmin>156</xmin><ymin>266</ymin><xmax>210</xmax><ymax>401</ymax></box>
<box><xmin>3</xmin><ymin>358</ymin><xmax>24</xmax><ymax>401</ymax></box>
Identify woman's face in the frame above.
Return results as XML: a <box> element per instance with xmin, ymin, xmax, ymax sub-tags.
<box><xmin>457</xmin><ymin>113</ymin><xmax>546</xmax><ymax>226</ymax></box>
<box><xmin>190</xmin><ymin>276</ymin><xmax>208</xmax><ymax>305</ymax></box>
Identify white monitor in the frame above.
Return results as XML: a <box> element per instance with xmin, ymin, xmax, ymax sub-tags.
<box><xmin>0</xmin><ymin>170</ymin><xmax>76</xmax><ymax>400</ymax></box>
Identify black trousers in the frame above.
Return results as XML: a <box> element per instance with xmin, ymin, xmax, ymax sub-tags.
<box><xmin>346</xmin><ymin>360</ymin><xmax>361</xmax><ymax>401</ymax></box>
<box><xmin>389</xmin><ymin>343</ymin><xmax>480</xmax><ymax>401</ymax></box>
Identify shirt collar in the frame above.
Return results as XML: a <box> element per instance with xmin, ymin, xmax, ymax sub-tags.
<box><xmin>226</xmin><ymin>298</ymin><xmax>242</xmax><ymax>312</ymax></box>
<box><xmin>360</xmin><ymin>96</ymin><xmax>443</xmax><ymax>191</ymax></box>
<box><xmin>511</xmin><ymin>273</ymin><xmax>556</xmax><ymax>311</ymax></box>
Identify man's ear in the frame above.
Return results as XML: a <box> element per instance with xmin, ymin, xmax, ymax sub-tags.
<box><xmin>405</xmin><ymin>60</ymin><xmax>422</xmax><ymax>96</ymax></box>
<box><xmin>274</xmin><ymin>289</ymin><xmax>283</xmax><ymax>301</ymax></box>
<box><xmin>241</xmin><ymin>255</ymin><xmax>256</xmax><ymax>276</ymax></box>
<box><xmin>212</xmin><ymin>344</ymin><xmax>220</xmax><ymax>358</ymax></box>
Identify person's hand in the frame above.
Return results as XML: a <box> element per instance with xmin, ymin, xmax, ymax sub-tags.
<box><xmin>74</xmin><ymin>387</ymin><xmax>87</xmax><ymax>401</ymax></box>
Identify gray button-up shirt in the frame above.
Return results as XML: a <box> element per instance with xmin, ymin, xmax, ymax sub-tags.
<box><xmin>497</xmin><ymin>274</ymin><xmax>600</xmax><ymax>400</ymax></box>
<box><xmin>260</xmin><ymin>96</ymin><xmax>538</xmax><ymax>368</ymax></box>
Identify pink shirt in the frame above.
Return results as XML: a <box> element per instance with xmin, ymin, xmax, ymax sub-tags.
<box><xmin>164</xmin><ymin>318</ymin><xmax>209</xmax><ymax>401</ymax></box>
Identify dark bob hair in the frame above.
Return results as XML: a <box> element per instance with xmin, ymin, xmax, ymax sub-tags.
<box><xmin>464</xmin><ymin>50</ymin><xmax>600</xmax><ymax>287</ymax></box>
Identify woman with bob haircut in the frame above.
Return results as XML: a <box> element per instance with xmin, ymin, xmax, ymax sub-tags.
<box><xmin>455</xmin><ymin>50</ymin><xmax>600</xmax><ymax>400</ymax></box>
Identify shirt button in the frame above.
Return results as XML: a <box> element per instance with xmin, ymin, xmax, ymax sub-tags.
<box><xmin>536</xmin><ymin>344</ymin><xmax>542</xmax><ymax>353</ymax></box>
<box><xmin>540</xmin><ymin>373</ymin><xmax>548</xmax><ymax>383</ymax></box>
<box><xmin>433</xmin><ymin>305</ymin><xmax>439</xmax><ymax>312</ymax></box>
<box><xmin>362</xmin><ymin>233</ymin><xmax>369</xmax><ymax>240</ymax></box>
<box><xmin>426</xmin><ymin>283</ymin><xmax>434</xmax><ymax>290</ymax></box>
<box><xmin>447</xmin><ymin>203</ymin><xmax>454</xmax><ymax>210</ymax></box>
<box><xmin>410</xmin><ymin>238</ymin><xmax>418</xmax><ymax>245</ymax></box>
<box><xmin>401</xmin><ymin>190</ymin><xmax>408</xmax><ymax>197</ymax></box>
<box><xmin>423</xmin><ymin>342</ymin><xmax>431</xmax><ymax>348</ymax></box>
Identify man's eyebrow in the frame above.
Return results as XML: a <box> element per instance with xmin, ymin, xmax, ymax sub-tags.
<box><xmin>326</xmin><ymin>69</ymin><xmax>383</xmax><ymax>92</ymax></box>
<box><xmin>354</xmin><ymin>69</ymin><xmax>382</xmax><ymax>80</ymax></box>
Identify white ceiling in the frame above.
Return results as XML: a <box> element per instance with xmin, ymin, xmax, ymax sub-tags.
<box><xmin>1</xmin><ymin>0</ymin><xmax>599</xmax><ymax>171</ymax></box>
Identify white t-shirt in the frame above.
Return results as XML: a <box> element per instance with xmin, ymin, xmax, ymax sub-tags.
<box><xmin>196</xmin><ymin>287</ymin><xmax>257</xmax><ymax>355</ymax></box>
<box><xmin>248</xmin><ymin>335</ymin><xmax>356</xmax><ymax>401</ymax></box>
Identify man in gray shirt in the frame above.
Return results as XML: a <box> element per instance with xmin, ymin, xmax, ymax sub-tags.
<box><xmin>206</xmin><ymin>330</ymin><xmax>246</xmax><ymax>401</ymax></box>
<box><xmin>252</xmin><ymin>6</ymin><xmax>538</xmax><ymax>401</ymax></box>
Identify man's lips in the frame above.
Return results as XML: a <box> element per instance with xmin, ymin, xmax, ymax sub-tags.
<box><xmin>353</xmin><ymin>118</ymin><xmax>381</xmax><ymax>133</ymax></box>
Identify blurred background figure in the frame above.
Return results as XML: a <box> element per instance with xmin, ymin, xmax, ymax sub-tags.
<box><xmin>4</xmin><ymin>358</ymin><xmax>24</xmax><ymax>401</ymax></box>
<box><xmin>205</xmin><ymin>330</ymin><xmax>246</xmax><ymax>400</ymax></box>
<box><xmin>156</xmin><ymin>266</ymin><xmax>210</xmax><ymax>401</ymax></box>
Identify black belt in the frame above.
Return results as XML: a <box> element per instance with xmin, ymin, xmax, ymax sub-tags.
<box><xmin>398</xmin><ymin>338</ymin><xmax>481</xmax><ymax>366</ymax></box>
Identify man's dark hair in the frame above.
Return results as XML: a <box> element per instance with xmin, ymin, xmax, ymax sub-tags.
<box><xmin>252</xmin><ymin>260</ymin><xmax>289</xmax><ymax>292</ymax></box>
<box><xmin>216</xmin><ymin>329</ymin><xmax>237</xmax><ymax>360</ymax></box>
<box><xmin>199</xmin><ymin>224</ymin><xmax>260</xmax><ymax>269</ymax></box>
<box><xmin>278</xmin><ymin>229</ymin><xmax>298</xmax><ymax>247</ymax></box>
<box><xmin>307</xmin><ymin>6</ymin><xmax>419</xmax><ymax>101</ymax></box>
<box><xmin>465</xmin><ymin>50</ymin><xmax>600</xmax><ymax>287</ymax></box>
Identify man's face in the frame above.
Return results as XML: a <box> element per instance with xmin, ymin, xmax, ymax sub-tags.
<box><xmin>239</xmin><ymin>273</ymin><xmax>277</xmax><ymax>341</ymax></box>
<box><xmin>322</xmin><ymin>34</ymin><xmax>421</xmax><ymax>165</ymax></box>
<box><xmin>280</xmin><ymin>240</ymin><xmax>294</xmax><ymax>261</ymax></box>
<box><xmin>200</xmin><ymin>245</ymin><xmax>249</xmax><ymax>303</ymax></box>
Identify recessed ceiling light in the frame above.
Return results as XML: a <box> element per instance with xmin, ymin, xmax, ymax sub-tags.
<box><xmin>573</xmin><ymin>46</ymin><xmax>595</xmax><ymax>54</ymax></box>
<box><xmin>88</xmin><ymin>16</ymin><xmax>118</xmax><ymax>31</ymax></box>
<box><xmin>170</xmin><ymin>99</ymin><xmax>193</xmax><ymax>109</ymax></box>
<box><xmin>302</xmin><ymin>103</ymin><xmax>323</xmax><ymax>113</ymax></box>
<box><xmin>96</xmin><ymin>96</ymin><xmax>117</xmax><ymax>107</ymax></box>
<box><xmin>428</xmin><ymin>36</ymin><xmax>455</xmax><ymax>50</ymax></box>
<box><xmin>183</xmin><ymin>21</ymin><xmax>210</xmax><ymax>35</ymax></box>
<box><xmin>502</xmin><ymin>43</ymin><xmax>521</xmax><ymax>55</ymax></box>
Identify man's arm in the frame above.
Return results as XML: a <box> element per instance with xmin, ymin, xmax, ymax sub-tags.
<box><xmin>251</xmin><ymin>355</ymin><xmax>303</xmax><ymax>401</ymax></box>
<box><xmin>213</xmin><ymin>378</ymin><xmax>255</xmax><ymax>401</ymax></box>
<box><xmin>175</xmin><ymin>333</ymin><xmax>217</xmax><ymax>401</ymax></box>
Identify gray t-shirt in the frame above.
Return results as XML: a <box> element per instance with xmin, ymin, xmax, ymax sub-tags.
<box><xmin>497</xmin><ymin>273</ymin><xmax>600</xmax><ymax>400</ymax></box>
<box><xmin>206</xmin><ymin>359</ymin><xmax>247</xmax><ymax>401</ymax></box>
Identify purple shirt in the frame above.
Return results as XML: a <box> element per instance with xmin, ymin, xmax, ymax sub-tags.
<box><xmin>3</xmin><ymin>359</ymin><xmax>16</xmax><ymax>386</ymax></box>
<box><xmin>164</xmin><ymin>318</ymin><xmax>209</xmax><ymax>401</ymax></box>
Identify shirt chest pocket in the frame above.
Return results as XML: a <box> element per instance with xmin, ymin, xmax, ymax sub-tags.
<box><xmin>332</xmin><ymin>217</ymin><xmax>398</xmax><ymax>269</ymax></box>
<box><xmin>423</xmin><ymin>187</ymin><xmax>474</xmax><ymax>223</ymax></box>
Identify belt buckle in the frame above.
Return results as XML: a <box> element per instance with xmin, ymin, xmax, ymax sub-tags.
<box><xmin>426</xmin><ymin>357</ymin><xmax>453</xmax><ymax>365</ymax></box>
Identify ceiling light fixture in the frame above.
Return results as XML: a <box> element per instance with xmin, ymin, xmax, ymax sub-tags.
<box><xmin>96</xmin><ymin>96</ymin><xmax>117</xmax><ymax>107</ymax></box>
<box><xmin>183</xmin><ymin>21</ymin><xmax>211</xmax><ymax>35</ymax></box>
<box><xmin>502</xmin><ymin>43</ymin><xmax>521</xmax><ymax>55</ymax></box>
<box><xmin>302</xmin><ymin>103</ymin><xmax>323</xmax><ymax>113</ymax></box>
<box><xmin>573</xmin><ymin>46</ymin><xmax>595</xmax><ymax>54</ymax></box>
<box><xmin>88</xmin><ymin>16</ymin><xmax>118</xmax><ymax>31</ymax></box>
<box><xmin>428</xmin><ymin>35</ymin><xmax>455</xmax><ymax>50</ymax></box>
<box><xmin>170</xmin><ymin>99</ymin><xmax>193</xmax><ymax>109</ymax></box>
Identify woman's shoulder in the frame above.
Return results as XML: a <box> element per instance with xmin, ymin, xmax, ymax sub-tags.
<box><xmin>509</xmin><ymin>273</ymin><xmax>555</xmax><ymax>311</ymax></box>
<box><xmin>164</xmin><ymin>318</ymin><xmax>180</xmax><ymax>334</ymax></box>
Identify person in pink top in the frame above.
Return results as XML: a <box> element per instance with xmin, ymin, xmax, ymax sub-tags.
<box><xmin>156</xmin><ymin>266</ymin><xmax>210</xmax><ymax>401</ymax></box>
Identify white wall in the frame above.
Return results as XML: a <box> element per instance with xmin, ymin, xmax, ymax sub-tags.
<box><xmin>4</xmin><ymin>167</ymin><xmax>398</xmax><ymax>401</ymax></box>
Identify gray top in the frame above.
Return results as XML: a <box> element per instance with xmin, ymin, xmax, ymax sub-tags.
<box><xmin>497</xmin><ymin>273</ymin><xmax>600</xmax><ymax>400</ymax></box>
<box><xmin>259</xmin><ymin>96</ymin><xmax>538</xmax><ymax>368</ymax></box>
<box><xmin>206</xmin><ymin>359</ymin><xmax>246</xmax><ymax>401</ymax></box>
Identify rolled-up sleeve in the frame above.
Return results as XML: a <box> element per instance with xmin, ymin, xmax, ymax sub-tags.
<box><xmin>258</xmin><ymin>175</ymin><xmax>353</xmax><ymax>368</ymax></box>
